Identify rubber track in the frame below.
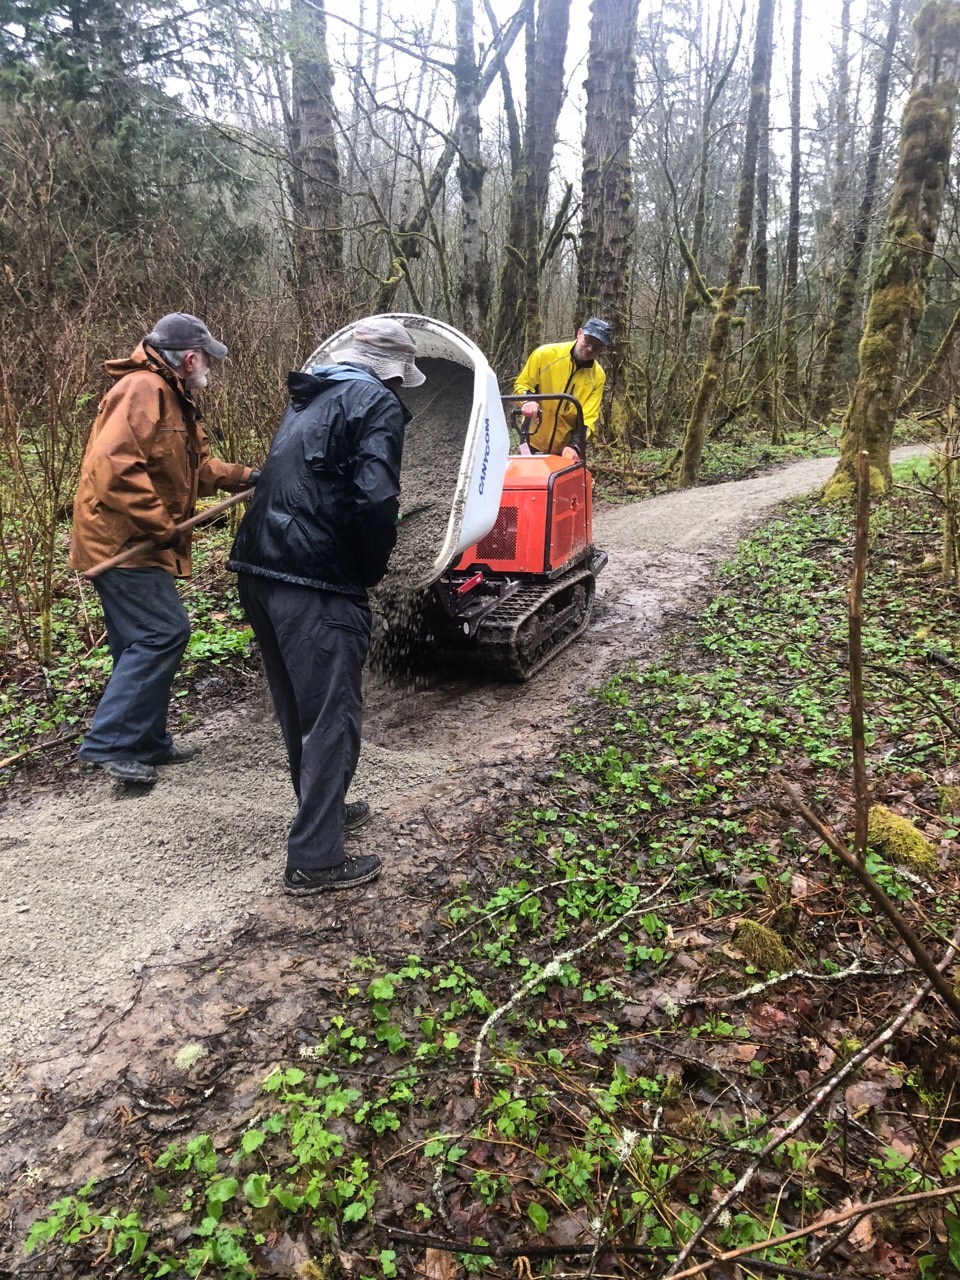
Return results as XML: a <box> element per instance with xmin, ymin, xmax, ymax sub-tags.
<box><xmin>476</xmin><ymin>566</ymin><xmax>596</xmax><ymax>681</ymax></box>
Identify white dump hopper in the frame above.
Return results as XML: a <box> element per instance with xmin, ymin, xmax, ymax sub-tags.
<box><xmin>304</xmin><ymin>313</ymin><xmax>509</xmax><ymax>590</ymax></box>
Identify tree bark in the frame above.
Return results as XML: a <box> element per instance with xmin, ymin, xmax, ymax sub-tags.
<box><xmin>289</xmin><ymin>0</ymin><xmax>345</xmax><ymax>336</ymax></box>
<box><xmin>825</xmin><ymin>1</ymin><xmax>960</xmax><ymax>498</ymax></box>
<box><xmin>677</xmin><ymin>0</ymin><xmax>775</xmax><ymax>487</ymax></box>
<box><xmin>781</xmin><ymin>0</ymin><xmax>802</xmax><ymax>416</ymax></box>
<box><xmin>576</xmin><ymin>0</ymin><xmax>642</xmax><ymax>443</ymax></box>
<box><xmin>454</xmin><ymin>0</ymin><xmax>489</xmax><ymax>339</ymax></box>
<box><xmin>811</xmin><ymin>0</ymin><xmax>901</xmax><ymax>423</ymax></box>
<box><xmin>492</xmin><ymin>0</ymin><xmax>572</xmax><ymax>374</ymax></box>
<box><xmin>749</xmin><ymin>62</ymin><xmax>774</xmax><ymax>427</ymax></box>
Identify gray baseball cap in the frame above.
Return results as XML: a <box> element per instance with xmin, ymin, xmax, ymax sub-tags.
<box><xmin>145</xmin><ymin>313</ymin><xmax>228</xmax><ymax>360</ymax></box>
<box><xmin>581</xmin><ymin>317</ymin><xmax>612</xmax><ymax>347</ymax></box>
<box><xmin>339</xmin><ymin>317</ymin><xmax>425</xmax><ymax>387</ymax></box>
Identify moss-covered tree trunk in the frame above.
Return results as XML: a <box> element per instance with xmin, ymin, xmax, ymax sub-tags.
<box><xmin>289</xmin><ymin>0</ymin><xmax>344</xmax><ymax>338</ymax></box>
<box><xmin>781</xmin><ymin>0</ymin><xmax>802</xmax><ymax>419</ymax></box>
<box><xmin>749</xmin><ymin>68</ymin><xmax>774</xmax><ymax>428</ymax></box>
<box><xmin>576</xmin><ymin>0</ymin><xmax>642</xmax><ymax>443</ymax></box>
<box><xmin>825</xmin><ymin>1</ymin><xmax>960</xmax><ymax>499</ymax></box>
<box><xmin>810</xmin><ymin>0</ymin><xmax>901</xmax><ymax>424</ymax></box>
<box><xmin>454</xmin><ymin>0</ymin><xmax>489</xmax><ymax>341</ymax></box>
<box><xmin>677</xmin><ymin>0</ymin><xmax>775</xmax><ymax>488</ymax></box>
<box><xmin>492</xmin><ymin>0</ymin><xmax>572</xmax><ymax>374</ymax></box>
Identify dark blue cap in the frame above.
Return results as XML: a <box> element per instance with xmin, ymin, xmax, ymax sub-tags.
<box><xmin>581</xmin><ymin>317</ymin><xmax>612</xmax><ymax>346</ymax></box>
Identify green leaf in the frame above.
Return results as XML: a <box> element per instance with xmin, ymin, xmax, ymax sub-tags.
<box><xmin>367</xmin><ymin>975</ymin><xmax>396</xmax><ymax>1000</ymax></box>
<box><xmin>206</xmin><ymin>1177</ymin><xmax>239</xmax><ymax>1204</ymax></box>
<box><xmin>528</xmin><ymin>1202</ymin><xmax>549</xmax><ymax>1233</ymax></box>
<box><xmin>243</xmin><ymin>1174</ymin><xmax>270</xmax><ymax>1209</ymax></box>
<box><xmin>240</xmin><ymin>1129</ymin><xmax>265</xmax><ymax>1154</ymax></box>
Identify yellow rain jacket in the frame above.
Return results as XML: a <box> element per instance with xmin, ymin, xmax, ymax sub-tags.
<box><xmin>514</xmin><ymin>340</ymin><xmax>606</xmax><ymax>454</ymax></box>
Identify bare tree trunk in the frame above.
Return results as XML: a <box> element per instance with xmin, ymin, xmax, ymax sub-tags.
<box><xmin>454</xmin><ymin>0</ymin><xmax>488</xmax><ymax>339</ymax></box>
<box><xmin>373</xmin><ymin>7</ymin><xmax>525</xmax><ymax>315</ymax></box>
<box><xmin>901</xmin><ymin>304</ymin><xmax>960</xmax><ymax>414</ymax></box>
<box><xmin>781</xmin><ymin>0</ymin><xmax>802</xmax><ymax>417</ymax></box>
<box><xmin>749</xmin><ymin>66</ymin><xmax>774</xmax><ymax>427</ymax></box>
<box><xmin>811</xmin><ymin>0</ymin><xmax>901</xmax><ymax>423</ymax></box>
<box><xmin>492</xmin><ymin>0</ymin><xmax>572</xmax><ymax>374</ymax></box>
<box><xmin>577</xmin><ymin>0</ymin><xmax>642</xmax><ymax>443</ymax></box>
<box><xmin>677</xmin><ymin>0</ymin><xmax>775</xmax><ymax>488</ymax></box>
<box><xmin>655</xmin><ymin>10</ymin><xmax>744</xmax><ymax>444</ymax></box>
<box><xmin>821</xmin><ymin>0</ymin><xmax>853</xmax><ymax>302</ymax></box>
<box><xmin>825</xmin><ymin>0</ymin><xmax>960</xmax><ymax>499</ymax></box>
<box><xmin>289</xmin><ymin>0</ymin><xmax>344</xmax><ymax>338</ymax></box>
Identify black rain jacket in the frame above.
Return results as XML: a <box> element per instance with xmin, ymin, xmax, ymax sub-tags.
<box><xmin>228</xmin><ymin>364</ymin><xmax>410</xmax><ymax>596</ymax></box>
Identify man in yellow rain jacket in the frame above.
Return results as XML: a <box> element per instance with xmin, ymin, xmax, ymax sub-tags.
<box><xmin>514</xmin><ymin>317</ymin><xmax>612</xmax><ymax>455</ymax></box>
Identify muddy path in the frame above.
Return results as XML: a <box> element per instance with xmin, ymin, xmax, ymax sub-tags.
<box><xmin>0</xmin><ymin>446</ymin><xmax>931</xmax><ymax>1259</ymax></box>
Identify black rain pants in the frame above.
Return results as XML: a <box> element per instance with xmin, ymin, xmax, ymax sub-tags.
<box><xmin>237</xmin><ymin>574</ymin><xmax>371</xmax><ymax>872</ymax></box>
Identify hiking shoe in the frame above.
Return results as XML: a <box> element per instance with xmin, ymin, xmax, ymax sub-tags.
<box><xmin>283</xmin><ymin>854</ymin><xmax>382</xmax><ymax>896</ymax></box>
<box><xmin>345</xmin><ymin>799</ymin><xmax>371</xmax><ymax>831</ymax></box>
<box><xmin>84</xmin><ymin>756</ymin><xmax>159</xmax><ymax>785</ymax></box>
<box><xmin>147</xmin><ymin>743</ymin><xmax>201</xmax><ymax>766</ymax></box>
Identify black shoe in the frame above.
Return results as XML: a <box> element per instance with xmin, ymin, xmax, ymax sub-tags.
<box><xmin>345</xmin><ymin>799</ymin><xmax>371</xmax><ymax>831</ymax></box>
<box><xmin>283</xmin><ymin>854</ymin><xmax>382</xmax><ymax>896</ymax></box>
<box><xmin>84</xmin><ymin>756</ymin><xmax>159</xmax><ymax>785</ymax></box>
<box><xmin>147</xmin><ymin>744</ymin><xmax>201</xmax><ymax>766</ymax></box>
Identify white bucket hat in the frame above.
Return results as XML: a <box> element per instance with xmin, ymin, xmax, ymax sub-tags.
<box><xmin>339</xmin><ymin>317</ymin><xmax>426</xmax><ymax>387</ymax></box>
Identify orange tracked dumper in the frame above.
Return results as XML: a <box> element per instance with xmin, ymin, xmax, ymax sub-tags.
<box><xmin>426</xmin><ymin>393</ymin><xmax>608</xmax><ymax>680</ymax></box>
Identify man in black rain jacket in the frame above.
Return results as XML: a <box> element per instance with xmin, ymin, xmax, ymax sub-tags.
<box><xmin>228</xmin><ymin>317</ymin><xmax>425</xmax><ymax>895</ymax></box>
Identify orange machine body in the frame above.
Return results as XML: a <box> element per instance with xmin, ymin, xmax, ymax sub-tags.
<box><xmin>455</xmin><ymin>453</ymin><xmax>593</xmax><ymax>578</ymax></box>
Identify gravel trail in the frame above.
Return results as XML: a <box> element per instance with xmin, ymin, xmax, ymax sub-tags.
<box><xmin>0</xmin><ymin>445</ymin><xmax>932</xmax><ymax>1065</ymax></box>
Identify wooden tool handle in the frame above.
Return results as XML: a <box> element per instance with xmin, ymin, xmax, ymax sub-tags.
<box><xmin>82</xmin><ymin>486</ymin><xmax>255</xmax><ymax>581</ymax></box>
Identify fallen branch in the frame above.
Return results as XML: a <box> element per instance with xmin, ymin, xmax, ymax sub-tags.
<box><xmin>471</xmin><ymin>867</ymin><xmax>680</xmax><ymax>1095</ymax></box>
<box><xmin>662</xmin><ymin>923</ymin><xmax>960</xmax><ymax>1275</ymax></box>
<box><xmin>779</xmin><ymin>777</ymin><xmax>960</xmax><ymax>1027</ymax></box>
<box><xmin>665</xmin><ymin>1182</ymin><xmax>960</xmax><ymax>1280</ymax></box>
<box><xmin>376</xmin><ymin>1223</ymin><xmax>888</xmax><ymax>1279</ymax></box>
<box><xmin>0</xmin><ymin>731</ymin><xmax>77</xmax><ymax>771</ymax></box>
<box><xmin>680</xmin><ymin>956</ymin><xmax>905</xmax><ymax>1006</ymax></box>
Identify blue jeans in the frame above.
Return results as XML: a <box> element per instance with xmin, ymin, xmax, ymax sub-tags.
<box><xmin>80</xmin><ymin>568</ymin><xmax>191</xmax><ymax>763</ymax></box>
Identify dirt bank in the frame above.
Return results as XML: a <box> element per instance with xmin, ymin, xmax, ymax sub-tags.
<box><xmin>0</xmin><ymin>446</ymin><xmax>932</xmax><ymax>1262</ymax></box>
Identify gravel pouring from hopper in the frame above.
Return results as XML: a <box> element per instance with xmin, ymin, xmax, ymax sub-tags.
<box><xmin>371</xmin><ymin>356</ymin><xmax>477</xmax><ymax>653</ymax></box>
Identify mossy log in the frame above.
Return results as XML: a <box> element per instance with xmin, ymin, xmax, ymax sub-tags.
<box><xmin>867</xmin><ymin>804</ymin><xmax>938</xmax><ymax>873</ymax></box>
<box><xmin>733</xmin><ymin>919</ymin><xmax>793</xmax><ymax>974</ymax></box>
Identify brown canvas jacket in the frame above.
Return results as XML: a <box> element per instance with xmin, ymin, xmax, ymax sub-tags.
<box><xmin>68</xmin><ymin>343</ymin><xmax>253</xmax><ymax>577</ymax></box>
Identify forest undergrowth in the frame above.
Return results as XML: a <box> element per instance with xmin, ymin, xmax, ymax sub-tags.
<box><xmin>19</xmin><ymin>460</ymin><xmax>960</xmax><ymax>1279</ymax></box>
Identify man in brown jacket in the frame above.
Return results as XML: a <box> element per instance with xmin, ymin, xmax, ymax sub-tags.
<box><xmin>69</xmin><ymin>313</ymin><xmax>257</xmax><ymax>785</ymax></box>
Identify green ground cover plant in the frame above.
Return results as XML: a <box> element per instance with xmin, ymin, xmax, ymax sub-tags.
<box><xmin>19</xmin><ymin>465</ymin><xmax>960</xmax><ymax>1277</ymax></box>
